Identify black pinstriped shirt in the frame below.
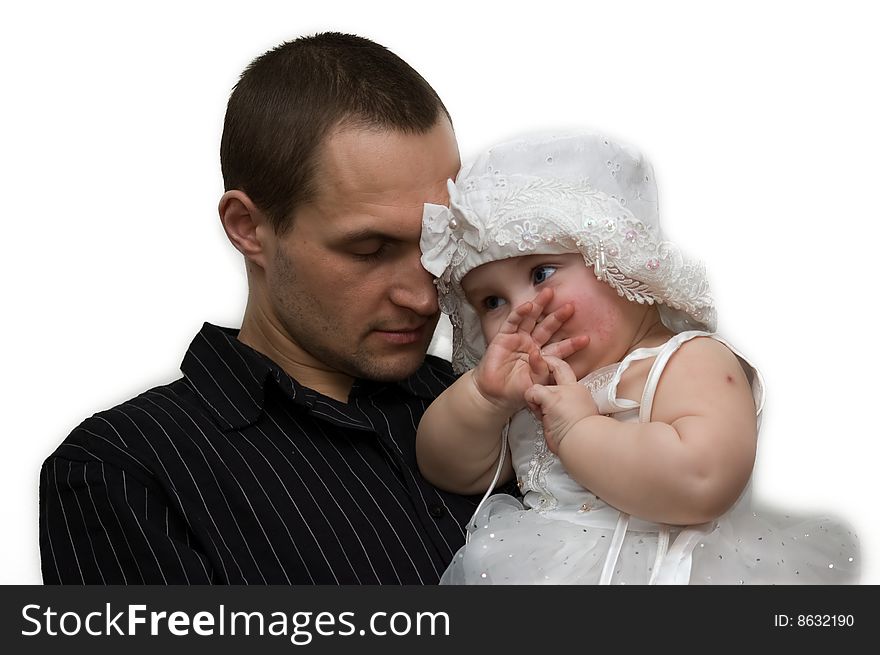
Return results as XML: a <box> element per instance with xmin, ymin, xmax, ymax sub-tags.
<box><xmin>39</xmin><ymin>323</ymin><xmax>482</xmax><ymax>584</ymax></box>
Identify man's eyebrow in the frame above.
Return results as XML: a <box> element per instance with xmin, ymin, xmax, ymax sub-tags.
<box><xmin>336</xmin><ymin>228</ymin><xmax>403</xmax><ymax>243</ymax></box>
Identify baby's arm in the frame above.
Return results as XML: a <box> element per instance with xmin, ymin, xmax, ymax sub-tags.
<box><xmin>418</xmin><ymin>289</ymin><xmax>588</xmax><ymax>495</ymax></box>
<box><xmin>527</xmin><ymin>338</ymin><xmax>757</xmax><ymax>525</ymax></box>
<box><xmin>417</xmin><ymin>370</ymin><xmax>517</xmax><ymax>495</ymax></box>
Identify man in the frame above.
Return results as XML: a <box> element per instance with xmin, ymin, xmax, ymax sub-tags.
<box><xmin>39</xmin><ymin>32</ymin><xmax>475</xmax><ymax>584</ymax></box>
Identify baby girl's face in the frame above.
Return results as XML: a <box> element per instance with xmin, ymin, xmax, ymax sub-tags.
<box><xmin>461</xmin><ymin>253</ymin><xmax>651</xmax><ymax>378</ymax></box>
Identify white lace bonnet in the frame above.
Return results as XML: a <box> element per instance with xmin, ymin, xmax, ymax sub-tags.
<box><xmin>420</xmin><ymin>132</ymin><xmax>715</xmax><ymax>374</ymax></box>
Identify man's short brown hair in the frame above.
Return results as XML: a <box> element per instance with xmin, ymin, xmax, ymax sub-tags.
<box><xmin>220</xmin><ymin>32</ymin><xmax>451</xmax><ymax>234</ymax></box>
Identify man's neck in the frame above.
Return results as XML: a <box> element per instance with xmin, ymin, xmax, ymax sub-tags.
<box><xmin>237</xmin><ymin>306</ymin><xmax>355</xmax><ymax>403</ymax></box>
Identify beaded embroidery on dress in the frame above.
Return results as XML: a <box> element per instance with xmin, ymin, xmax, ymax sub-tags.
<box><xmin>440</xmin><ymin>332</ymin><xmax>859</xmax><ymax>585</ymax></box>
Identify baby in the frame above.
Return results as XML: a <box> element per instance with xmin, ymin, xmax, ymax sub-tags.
<box><xmin>417</xmin><ymin>132</ymin><xmax>859</xmax><ymax>584</ymax></box>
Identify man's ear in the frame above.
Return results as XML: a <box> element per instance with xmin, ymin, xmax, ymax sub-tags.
<box><xmin>218</xmin><ymin>190</ymin><xmax>271</xmax><ymax>269</ymax></box>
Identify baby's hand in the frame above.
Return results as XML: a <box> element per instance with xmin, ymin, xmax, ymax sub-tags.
<box><xmin>524</xmin><ymin>355</ymin><xmax>599</xmax><ymax>454</ymax></box>
<box><xmin>526</xmin><ymin>292</ymin><xmax>590</xmax><ymax>363</ymax></box>
<box><xmin>472</xmin><ymin>289</ymin><xmax>587</xmax><ymax>413</ymax></box>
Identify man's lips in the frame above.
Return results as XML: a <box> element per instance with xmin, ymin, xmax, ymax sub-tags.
<box><xmin>372</xmin><ymin>324</ymin><xmax>427</xmax><ymax>345</ymax></box>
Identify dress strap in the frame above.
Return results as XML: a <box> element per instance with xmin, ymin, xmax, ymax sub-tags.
<box><xmin>639</xmin><ymin>330</ymin><xmax>714</xmax><ymax>422</ymax></box>
<box><xmin>638</xmin><ymin>330</ymin><xmax>765</xmax><ymax>422</ymax></box>
<box><xmin>643</xmin><ymin>331</ymin><xmax>762</xmax><ymax>583</ymax></box>
<box><xmin>602</xmin><ymin>330</ymin><xmax>718</xmax><ymax>584</ymax></box>
<box><xmin>465</xmin><ymin>420</ymin><xmax>510</xmax><ymax>544</ymax></box>
<box><xmin>599</xmin><ymin>513</ymin><xmax>630</xmax><ymax>584</ymax></box>
<box><xmin>605</xmin><ymin>343</ymin><xmax>665</xmax><ymax>412</ymax></box>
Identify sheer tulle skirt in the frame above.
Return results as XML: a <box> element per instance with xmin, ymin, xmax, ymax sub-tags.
<box><xmin>440</xmin><ymin>494</ymin><xmax>859</xmax><ymax>585</ymax></box>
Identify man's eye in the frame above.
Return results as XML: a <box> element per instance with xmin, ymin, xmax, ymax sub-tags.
<box><xmin>532</xmin><ymin>265</ymin><xmax>557</xmax><ymax>284</ymax></box>
<box><xmin>352</xmin><ymin>242</ymin><xmax>390</xmax><ymax>261</ymax></box>
<box><xmin>483</xmin><ymin>296</ymin><xmax>507</xmax><ymax>311</ymax></box>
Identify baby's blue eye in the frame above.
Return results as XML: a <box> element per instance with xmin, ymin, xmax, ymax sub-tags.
<box><xmin>483</xmin><ymin>296</ymin><xmax>507</xmax><ymax>311</ymax></box>
<box><xmin>532</xmin><ymin>265</ymin><xmax>557</xmax><ymax>285</ymax></box>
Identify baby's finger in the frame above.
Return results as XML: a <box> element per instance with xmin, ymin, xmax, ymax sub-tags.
<box><xmin>542</xmin><ymin>354</ymin><xmax>578</xmax><ymax>385</ymax></box>
<box><xmin>528</xmin><ymin>345</ymin><xmax>549</xmax><ymax>380</ymax></box>
<box><xmin>498</xmin><ymin>301</ymin><xmax>532</xmax><ymax>335</ymax></box>
<box><xmin>531</xmin><ymin>303</ymin><xmax>573</xmax><ymax>346</ymax></box>
<box><xmin>515</xmin><ymin>288</ymin><xmax>553</xmax><ymax>335</ymax></box>
<box><xmin>517</xmin><ymin>288</ymin><xmax>551</xmax><ymax>335</ymax></box>
<box><xmin>542</xmin><ymin>334</ymin><xmax>590</xmax><ymax>361</ymax></box>
<box><xmin>529</xmin><ymin>287</ymin><xmax>554</xmax><ymax>318</ymax></box>
<box><xmin>524</xmin><ymin>384</ymin><xmax>548</xmax><ymax>407</ymax></box>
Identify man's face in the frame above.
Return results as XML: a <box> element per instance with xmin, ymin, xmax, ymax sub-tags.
<box><xmin>264</xmin><ymin>119</ymin><xmax>460</xmax><ymax>382</ymax></box>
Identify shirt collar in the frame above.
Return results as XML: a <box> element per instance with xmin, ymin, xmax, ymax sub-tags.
<box><xmin>394</xmin><ymin>355</ymin><xmax>455</xmax><ymax>401</ymax></box>
<box><xmin>180</xmin><ymin>323</ymin><xmax>278</xmax><ymax>430</ymax></box>
<box><xmin>180</xmin><ymin>323</ymin><xmax>451</xmax><ymax>430</ymax></box>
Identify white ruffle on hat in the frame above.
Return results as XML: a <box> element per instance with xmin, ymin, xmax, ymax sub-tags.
<box><xmin>420</xmin><ymin>132</ymin><xmax>715</xmax><ymax>374</ymax></box>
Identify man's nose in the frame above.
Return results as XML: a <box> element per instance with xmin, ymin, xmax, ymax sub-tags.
<box><xmin>390</xmin><ymin>253</ymin><xmax>440</xmax><ymax>316</ymax></box>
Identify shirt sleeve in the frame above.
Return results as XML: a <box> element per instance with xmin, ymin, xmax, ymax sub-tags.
<box><xmin>39</xmin><ymin>456</ymin><xmax>215</xmax><ymax>584</ymax></box>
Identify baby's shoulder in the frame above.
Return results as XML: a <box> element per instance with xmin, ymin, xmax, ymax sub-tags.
<box><xmin>666</xmin><ymin>334</ymin><xmax>742</xmax><ymax>371</ymax></box>
<box><xmin>653</xmin><ymin>335</ymin><xmax>756</xmax><ymax>419</ymax></box>
<box><xmin>616</xmin><ymin>334</ymin><xmax>749</xmax><ymax>406</ymax></box>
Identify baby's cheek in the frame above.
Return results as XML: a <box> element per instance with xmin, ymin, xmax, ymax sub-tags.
<box><xmin>581</xmin><ymin>302</ymin><xmax>622</xmax><ymax>342</ymax></box>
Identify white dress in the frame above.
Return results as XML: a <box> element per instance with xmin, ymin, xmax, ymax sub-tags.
<box><xmin>441</xmin><ymin>331</ymin><xmax>859</xmax><ymax>585</ymax></box>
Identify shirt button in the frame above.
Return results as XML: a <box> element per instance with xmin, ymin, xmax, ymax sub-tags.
<box><xmin>428</xmin><ymin>505</ymin><xmax>446</xmax><ymax>519</ymax></box>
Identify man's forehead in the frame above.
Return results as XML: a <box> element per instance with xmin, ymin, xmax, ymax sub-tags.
<box><xmin>314</xmin><ymin>121</ymin><xmax>459</xmax><ymax>199</ymax></box>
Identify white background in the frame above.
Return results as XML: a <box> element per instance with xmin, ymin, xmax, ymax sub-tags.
<box><xmin>2</xmin><ymin>1</ymin><xmax>877</xmax><ymax>584</ymax></box>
